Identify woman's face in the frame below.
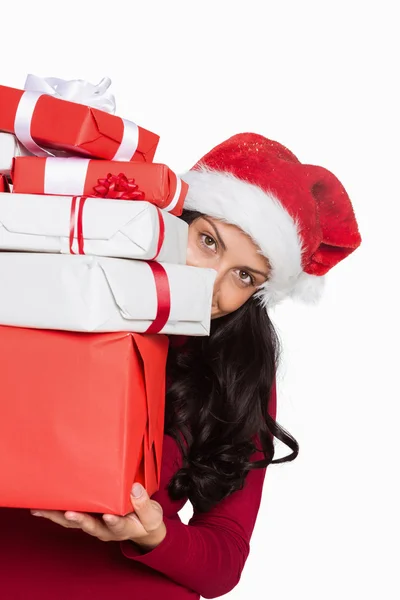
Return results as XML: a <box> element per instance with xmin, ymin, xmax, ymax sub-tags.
<box><xmin>186</xmin><ymin>216</ymin><xmax>270</xmax><ymax>319</ymax></box>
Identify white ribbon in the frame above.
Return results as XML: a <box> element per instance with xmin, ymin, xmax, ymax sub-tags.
<box><xmin>112</xmin><ymin>118</ymin><xmax>139</xmax><ymax>161</ymax></box>
<box><xmin>44</xmin><ymin>157</ymin><xmax>90</xmax><ymax>195</ymax></box>
<box><xmin>14</xmin><ymin>92</ymin><xmax>54</xmax><ymax>157</ymax></box>
<box><xmin>163</xmin><ymin>175</ymin><xmax>183</xmax><ymax>213</ymax></box>
<box><xmin>24</xmin><ymin>75</ymin><xmax>116</xmax><ymax>113</ymax></box>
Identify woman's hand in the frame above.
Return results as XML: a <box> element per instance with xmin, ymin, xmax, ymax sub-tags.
<box><xmin>30</xmin><ymin>483</ymin><xmax>166</xmax><ymax>551</ymax></box>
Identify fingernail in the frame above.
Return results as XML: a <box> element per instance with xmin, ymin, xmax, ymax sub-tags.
<box><xmin>103</xmin><ymin>514</ymin><xmax>119</xmax><ymax>525</ymax></box>
<box><xmin>31</xmin><ymin>511</ymin><xmax>42</xmax><ymax>517</ymax></box>
<box><xmin>131</xmin><ymin>483</ymin><xmax>144</xmax><ymax>498</ymax></box>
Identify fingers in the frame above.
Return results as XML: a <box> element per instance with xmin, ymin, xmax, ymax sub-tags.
<box><xmin>31</xmin><ymin>508</ymin><xmax>145</xmax><ymax>542</ymax></box>
<box><xmin>31</xmin><ymin>510</ymin><xmax>113</xmax><ymax>541</ymax></box>
<box><xmin>101</xmin><ymin>483</ymin><xmax>164</xmax><ymax>543</ymax></box>
<box><xmin>31</xmin><ymin>510</ymin><xmax>81</xmax><ymax>529</ymax></box>
<box><xmin>30</xmin><ymin>483</ymin><xmax>165</xmax><ymax>545</ymax></box>
<box><xmin>129</xmin><ymin>483</ymin><xmax>164</xmax><ymax>533</ymax></box>
<box><xmin>102</xmin><ymin>512</ymin><xmax>146</xmax><ymax>539</ymax></box>
<box><xmin>64</xmin><ymin>512</ymin><xmax>114</xmax><ymax>542</ymax></box>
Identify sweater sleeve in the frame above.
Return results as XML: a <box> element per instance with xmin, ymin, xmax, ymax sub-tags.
<box><xmin>120</xmin><ymin>380</ymin><xmax>277</xmax><ymax>599</ymax></box>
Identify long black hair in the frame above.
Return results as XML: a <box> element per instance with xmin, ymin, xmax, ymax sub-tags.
<box><xmin>164</xmin><ymin>210</ymin><xmax>299</xmax><ymax>513</ymax></box>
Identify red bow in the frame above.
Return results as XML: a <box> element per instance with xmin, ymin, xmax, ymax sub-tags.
<box><xmin>93</xmin><ymin>173</ymin><xmax>145</xmax><ymax>200</ymax></box>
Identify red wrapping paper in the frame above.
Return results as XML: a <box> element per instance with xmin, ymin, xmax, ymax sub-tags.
<box><xmin>0</xmin><ymin>174</ymin><xmax>9</xmax><ymax>192</ymax></box>
<box><xmin>0</xmin><ymin>84</ymin><xmax>159</xmax><ymax>163</ymax></box>
<box><xmin>0</xmin><ymin>326</ymin><xmax>169</xmax><ymax>515</ymax></box>
<box><xmin>11</xmin><ymin>156</ymin><xmax>188</xmax><ymax>216</ymax></box>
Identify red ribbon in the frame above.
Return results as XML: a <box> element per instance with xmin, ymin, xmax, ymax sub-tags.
<box><xmin>145</xmin><ymin>261</ymin><xmax>171</xmax><ymax>334</ymax></box>
<box><xmin>93</xmin><ymin>173</ymin><xmax>145</xmax><ymax>200</ymax></box>
<box><xmin>69</xmin><ymin>197</ymin><xmax>164</xmax><ymax>259</ymax></box>
<box><xmin>150</xmin><ymin>208</ymin><xmax>165</xmax><ymax>260</ymax></box>
<box><xmin>69</xmin><ymin>196</ymin><xmax>88</xmax><ymax>254</ymax></box>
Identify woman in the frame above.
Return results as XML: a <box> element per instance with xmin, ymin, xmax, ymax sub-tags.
<box><xmin>0</xmin><ymin>133</ymin><xmax>361</xmax><ymax>599</ymax></box>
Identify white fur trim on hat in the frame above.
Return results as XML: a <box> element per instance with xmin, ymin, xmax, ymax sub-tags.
<box><xmin>181</xmin><ymin>167</ymin><xmax>325</xmax><ymax>308</ymax></box>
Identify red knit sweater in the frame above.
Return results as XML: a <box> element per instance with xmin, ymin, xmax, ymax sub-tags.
<box><xmin>0</xmin><ymin>383</ymin><xmax>276</xmax><ymax>600</ymax></box>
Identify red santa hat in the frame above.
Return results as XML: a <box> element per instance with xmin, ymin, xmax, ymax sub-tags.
<box><xmin>181</xmin><ymin>133</ymin><xmax>362</xmax><ymax>308</ymax></box>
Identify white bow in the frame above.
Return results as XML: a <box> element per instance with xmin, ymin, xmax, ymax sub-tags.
<box><xmin>24</xmin><ymin>74</ymin><xmax>116</xmax><ymax>114</ymax></box>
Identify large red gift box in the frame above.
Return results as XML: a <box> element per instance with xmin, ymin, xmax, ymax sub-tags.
<box><xmin>0</xmin><ymin>84</ymin><xmax>159</xmax><ymax>163</ymax></box>
<box><xmin>0</xmin><ymin>325</ymin><xmax>169</xmax><ymax>515</ymax></box>
<box><xmin>11</xmin><ymin>156</ymin><xmax>188</xmax><ymax>216</ymax></box>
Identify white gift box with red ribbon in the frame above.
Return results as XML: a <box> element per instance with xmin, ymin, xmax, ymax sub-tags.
<box><xmin>0</xmin><ymin>193</ymin><xmax>188</xmax><ymax>263</ymax></box>
<box><xmin>0</xmin><ymin>253</ymin><xmax>216</xmax><ymax>336</ymax></box>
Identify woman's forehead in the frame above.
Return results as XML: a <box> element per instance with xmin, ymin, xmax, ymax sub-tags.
<box><xmin>196</xmin><ymin>216</ymin><xmax>270</xmax><ymax>270</ymax></box>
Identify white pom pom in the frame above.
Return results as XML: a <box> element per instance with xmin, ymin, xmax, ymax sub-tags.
<box><xmin>289</xmin><ymin>272</ymin><xmax>326</xmax><ymax>304</ymax></box>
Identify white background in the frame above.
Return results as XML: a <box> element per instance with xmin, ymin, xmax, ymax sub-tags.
<box><xmin>1</xmin><ymin>1</ymin><xmax>399</xmax><ymax>598</ymax></box>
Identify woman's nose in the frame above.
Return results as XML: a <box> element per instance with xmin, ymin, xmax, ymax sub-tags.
<box><xmin>212</xmin><ymin>267</ymin><xmax>223</xmax><ymax>289</ymax></box>
<box><xmin>211</xmin><ymin>268</ymin><xmax>224</xmax><ymax>301</ymax></box>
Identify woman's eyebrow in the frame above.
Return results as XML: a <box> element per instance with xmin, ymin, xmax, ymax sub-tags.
<box><xmin>202</xmin><ymin>217</ymin><xmax>227</xmax><ymax>251</ymax></box>
<box><xmin>243</xmin><ymin>266</ymin><xmax>269</xmax><ymax>280</ymax></box>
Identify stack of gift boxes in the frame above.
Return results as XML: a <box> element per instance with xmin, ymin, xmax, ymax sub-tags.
<box><xmin>0</xmin><ymin>76</ymin><xmax>216</xmax><ymax>515</ymax></box>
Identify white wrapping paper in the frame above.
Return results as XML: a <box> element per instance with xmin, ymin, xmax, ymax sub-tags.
<box><xmin>0</xmin><ymin>133</ymin><xmax>31</xmax><ymax>175</ymax></box>
<box><xmin>0</xmin><ymin>194</ymin><xmax>188</xmax><ymax>263</ymax></box>
<box><xmin>0</xmin><ymin>253</ymin><xmax>216</xmax><ymax>336</ymax></box>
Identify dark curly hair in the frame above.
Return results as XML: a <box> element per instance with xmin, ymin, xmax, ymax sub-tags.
<box><xmin>164</xmin><ymin>210</ymin><xmax>299</xmax><ymax>513</ymax></box>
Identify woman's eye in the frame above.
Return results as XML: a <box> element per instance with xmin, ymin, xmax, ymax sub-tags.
<box><xmin>237</xmin><ymin>270</ymin><xmax>254</xmax><ymax>286</ymax></box>
<box><xmin>201</xmin><ymin>234</ymin><xmax>217</xmax><ymax>249</ymax></box>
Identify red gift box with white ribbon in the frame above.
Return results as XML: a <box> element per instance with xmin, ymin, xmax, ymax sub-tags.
<box><xmin>11</xmin><ymin>156</ymin><xmax>188</xmax><ymax>216</ymax></box>
<box><xmin>0</xmin><ymin>83</ymin><xmax>159</xmax><ymax>163</ymax></box>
